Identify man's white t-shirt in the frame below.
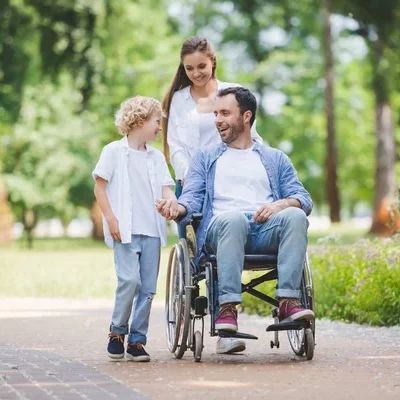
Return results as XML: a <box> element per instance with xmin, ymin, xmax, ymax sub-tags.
<box><xmin>128</xmin><ymin>148</ymin><xmax>159</xmax><ymax>237</ymax></box>
<box><xmin>213</xmin><ymin>146</ymin><xmax>273</xmax><ymax>218</ymax></box>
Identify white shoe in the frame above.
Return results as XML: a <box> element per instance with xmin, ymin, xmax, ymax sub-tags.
<box><xmin>216</xmin><ymin>337</ymin><xmax>246</xmax><ymax>354</ymax></box>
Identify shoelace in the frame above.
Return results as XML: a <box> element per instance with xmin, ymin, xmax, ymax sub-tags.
<box><xmin>108</xmin><ymin>333</ymin><xmax>124</xmax><ymax>343</ymax></box>
<box><xmin>220</xmin><ymin>304</ymin><xmax>237</xmax><ymax>318</ymax></box>
<box><xmin>281</xmin><ymin>299</ymin><xmax>302</xmax><ymax>313</ymax></box>
<box><xmin>129</xmin><ymin>342</ymin><xmax>144</xmax><ymax>350</ymax></box>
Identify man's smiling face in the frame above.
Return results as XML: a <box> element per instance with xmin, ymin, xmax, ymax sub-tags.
<box><xmin>214</xmin><ymin>94</ymin><xmax>245</xmax><ymax>145</ymax></box>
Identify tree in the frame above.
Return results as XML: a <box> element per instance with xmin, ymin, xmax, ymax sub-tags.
<box><xmin>1</xmin><ymin>0</ymin><xmax>183</xmax><ymax>242</ymax></box>
<box><xmin>334</xmin><ymin>0</ymin><xmax>400</xmax><ymax>233</ymax></box>
<box><xmin>1</xmin><ymin>78</ymin><xmax>101</xmax><ymax>247</ymax></box>
<box><xmin>322</xmin><ymin>0</ymin><xmax>341</xmax><ymax>222</ymax></box>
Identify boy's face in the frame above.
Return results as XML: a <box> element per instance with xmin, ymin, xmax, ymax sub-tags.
<box><xmin>142</xmin><ymin>112</ymin><xmax>162</xmax><ymax>142</ymax></box>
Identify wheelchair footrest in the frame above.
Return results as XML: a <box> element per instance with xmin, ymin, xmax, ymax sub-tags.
<box><xmin>218</xmin><ymin>330</ymin><xmax>258</xmax><ymax>340</ymax></box>
<box><xmin>266</xmin><ymin>320</ymin><xmax>309</xmax><ymax>332</ymax></box>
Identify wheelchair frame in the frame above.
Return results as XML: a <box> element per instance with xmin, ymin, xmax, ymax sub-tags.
<box><xmin>165</xmin><ymin>217</ymin><xmax>316</xmax><ymax>363</ymax></box>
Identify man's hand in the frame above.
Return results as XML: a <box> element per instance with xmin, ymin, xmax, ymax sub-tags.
<box><xmin>156</xmin><ymin>199</ymin><xmax>186</xmax><ymax>220</ymax></box>
<box><xmin>254</xmin><ymin>199</ymin><xmax>301</xmax><ymax>224</ymax></box>
<box><xmin>253</xmin><ymin>203</ymin><xmax>285</xmax><ymax>224</ymax></box>
<box><xmin>156</xmin><ymin>199</ymin><xmax>178</xmax><ymax>220</ymax></box>
<box><xmin>106</xmin><ymin>215</ymin><xmax>121</xmax><ymax>241</ymax></box>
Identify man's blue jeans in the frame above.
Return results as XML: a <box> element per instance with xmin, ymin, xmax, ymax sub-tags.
<box><xmin>110</xmin><ymin>235</ymin><xmax>160</xmax><ymax>345</ymax></box>
<box><xmin>205</xmin><ymin>208</ymin><xmax>309</xmax><ymax>305</ymax></box>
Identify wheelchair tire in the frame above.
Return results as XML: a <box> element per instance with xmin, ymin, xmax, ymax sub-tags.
<box><xmin>165</xmin><ymin>244</ymin><xmax>180</xmax><ymax>353</ymax></box>
<box><xmin>287</xmin><ymin>329</ymin><xmax>305</xmax><ymax>356</ymax></box>
<box><xmin>193</xmin><ymin>330</ymin><xmax>203</xmax><ymax>363</ymax></box>
<box><xmin>287</xmin><ymin>254</ymin><xmax>315</xmax><ymax>358</ymax></box>
<box><xmin>304</xmin><ymin>328</ymin><xmax>315</xmax><ymax>360</ymax></box>
<box><xmin>174</xmin><ymin>239</ymin><xmax>193</xmax><ymax>359</ymax></box>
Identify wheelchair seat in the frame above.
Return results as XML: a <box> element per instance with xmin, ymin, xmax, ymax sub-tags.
<box><xmin>202</xmin><ymin>254</ymin><xmax>278</xmax><ymax>270</ymax></box>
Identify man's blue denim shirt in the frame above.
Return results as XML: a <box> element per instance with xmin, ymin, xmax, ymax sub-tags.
<box><xmin>178</xmin><ymin>141</ymin><xmax>313</xmax><ymax>260</ymax></box>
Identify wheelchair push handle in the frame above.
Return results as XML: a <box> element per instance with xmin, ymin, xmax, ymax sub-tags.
<box><xmin>190</xmin><ymin>213</ymin><xmax>203</xmax><ymax>231</ymax></box>
<box><xmin>191</xmin><ymin>213</ymin><xmax>203</xmax><ymax>222</ymax></box>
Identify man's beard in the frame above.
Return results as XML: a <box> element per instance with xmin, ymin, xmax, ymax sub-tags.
<box><xmin>221</xmin><ymin>117</ymin><xmax>244</xmax><ymax>144</ymax></box>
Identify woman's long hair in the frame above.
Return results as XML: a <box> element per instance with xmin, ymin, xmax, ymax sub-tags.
<box><xmin>162</xmin><ymin>36</ymin><xmax>217</xmax><ymax>160</ymax></box>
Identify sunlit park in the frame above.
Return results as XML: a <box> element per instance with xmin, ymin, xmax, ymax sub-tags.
<box><xmin>1</xmin><ymin>1</ymin><xmax>400</xmax><ymax>399</ymax></box>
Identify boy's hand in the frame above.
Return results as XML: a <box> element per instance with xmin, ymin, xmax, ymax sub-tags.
<box><xmin>106</xmin><ymin>215</ymin><xmax>121</xmax><ymax>241</ymax></box>
<box><xmin>168</xmin><ymin>198</ymin><xmax>180</xmax><ymax>220</ymax></box>
<box><xmin>156</xmin><ymin>199</ymin><xmax>179</xmax><ymax>220</ymax></box>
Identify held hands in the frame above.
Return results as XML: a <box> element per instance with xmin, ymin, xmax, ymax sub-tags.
<box><xmin>155</xmin><ymin>198</ymin><xmax>180</xmax><ymax>220</ymax></box>
<box><xmin>253</xmin><ymin>202</ymin><xmax>284</xmax><ymax>224</ymax></box>
<box><xmin>106</xmin><ymin>215</ymin><xmax>121</xmax><ymax>241</ymax></box>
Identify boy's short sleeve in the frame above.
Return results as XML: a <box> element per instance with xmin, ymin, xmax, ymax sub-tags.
<box><xmin>160</xmin><ymin>155</ymin><xmax>175</xmax><ymax>187</ymax></box>
<box><xmin>92</xmin><ymin>145</ymin><xmax>115</xmax><ymax>182</ymax></box>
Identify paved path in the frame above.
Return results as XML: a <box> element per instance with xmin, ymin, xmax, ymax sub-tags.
<box><xmin>1</xmin><ymin>298</ymin><xmax>400</xmax><ymax>400</ymax></box>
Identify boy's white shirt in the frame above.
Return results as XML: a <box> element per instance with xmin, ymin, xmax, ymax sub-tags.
<box><xmin>92</xmin><ymin>136</ymin><xmax>174</xmax><ymax>248</ymax></box>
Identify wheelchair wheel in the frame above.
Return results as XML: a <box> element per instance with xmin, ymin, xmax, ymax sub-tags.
<box><xmin>287</xmin><ymin>254</ymin><xmax>315</xmax><ymax>358</ymax></box>
<box><xmin>193</xmin><ymin>331</ymin><xmax>203</xmax><ymax>362</ymax></box>
<box><xmin>304</xmin><ymin>328</ymin><xmax>315</xmax><ymax>360</ymax></box>
<box><xmin>165</xmin><ymin>239</ymin><xmax>192</xmax><ymax>359</ymax></box>
<box><xmin>287</xmin><ymin>328</ymin><xmax>305</xmax><ymax>356</ymax></box>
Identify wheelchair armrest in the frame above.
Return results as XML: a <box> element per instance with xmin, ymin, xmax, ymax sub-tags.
<box><xmin>190</xmin><ymin>213</ymin><xmax>203</xmax><ymax>231</ymax></box>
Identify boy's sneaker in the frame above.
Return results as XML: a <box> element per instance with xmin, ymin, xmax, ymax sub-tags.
<box><xmin>215</xmin><ymin>303</ymin><xmax>238</xmax><ymax>332</ymax></box>
<box><xmin>126</xmin><ymin>342</ymin><xmax>150</xmax><ymax>362</ymax></box>
<box><xmin>107</xmin><ymin>333</ymin><xmax>125</xmax><ymax>359</ymax></box>
<box><xmin>279</xmin><ymin>299</ymin><xmax>314</xmax><ymax>323</ymax></box>
<box><xmin>216</xmin><ymin>337</ymin><xmax>246</xmax><ymax>354</ymax></box>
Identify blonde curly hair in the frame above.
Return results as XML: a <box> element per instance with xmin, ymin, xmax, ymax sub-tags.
<box><xmin>114</xmin><ymin>96</ymin><xmax>162</xmax><ymax>135</ymax></box>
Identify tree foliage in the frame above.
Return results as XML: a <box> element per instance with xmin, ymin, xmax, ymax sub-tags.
<box><xmin>1</xmin><ymin>0</ymin><xmax>399</xmax><ymax>241</ymax></box>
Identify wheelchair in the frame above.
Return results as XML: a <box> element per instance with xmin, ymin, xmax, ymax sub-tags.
<box><xmin>165</xmin><ymin>213</ymin><xmax>315</xmax><ymax>362</ymax></box>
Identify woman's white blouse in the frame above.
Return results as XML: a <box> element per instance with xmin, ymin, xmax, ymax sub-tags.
<box><xmin>167</xmin><ymin>80</ymin><xmax>263</xmax><ymax>180</ymax></box>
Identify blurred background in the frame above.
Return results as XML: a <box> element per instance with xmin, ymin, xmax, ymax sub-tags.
<box><xmin>0</xmin><ymin>1</ymin><xmax>399</xmax><ymax>324</ymax></box>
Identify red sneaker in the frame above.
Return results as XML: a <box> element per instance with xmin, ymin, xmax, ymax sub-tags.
<box><xmin>279</xmin><ymin>299</ymin><xmax>314</xmax><ymax>323</ymax></box>
<box><xmin>215</xmin><ymin>303</ymin><xmax>238</xmax><ymax>332</ymax></box>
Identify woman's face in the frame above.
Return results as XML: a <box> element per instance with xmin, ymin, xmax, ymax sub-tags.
<box><xmin>182</xmin><ymin>51</ymin><xmax>214</xmax><ymax>88</ymax></box>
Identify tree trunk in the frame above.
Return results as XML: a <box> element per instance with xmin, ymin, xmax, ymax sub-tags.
<box><xmin>322</xmin><ymin>0</ymin><xmax>341</xmax><ymax>222</ymax></box>
<box><xmin>90</xmin><ymin>201</ymin><xmax>103</xmax><ymax>241</ymax></box>
<box><xmin>369</xmin><ymin>35</ymin><xmax>398</xmax><ymax>234</ymax></box>
<box><xmin>0</xmin><ymin>180</ymin><xmax>13</xmax><ymax>245</ymax></box>
<box><xmin>369</xmin><ymin>102</ymin><xmax>398</xmax><ymax>234</ymax></box>
<box><xmin>22</xmin><ymin>208</ymin><xmax>37</xmax><ymax>249</ymax></box>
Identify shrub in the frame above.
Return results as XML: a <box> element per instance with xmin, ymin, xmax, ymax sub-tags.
<box><xmin>241</xmin><ymin>235</ymin><xmax>400</xmax><ymax>326</ymax></box>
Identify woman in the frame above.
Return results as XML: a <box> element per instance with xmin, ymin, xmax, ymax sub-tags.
<box><xmin>162</xmin><ymin>36</ymin><xmax>261</xmax><ymax>189</ymax></box>
<box><xmin>162</xmin><ymin>36</ymin><xmax>262</xmax><ymax>355</ymax></box>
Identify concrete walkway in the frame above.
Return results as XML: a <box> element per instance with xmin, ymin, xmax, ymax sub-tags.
<box><xmin>1</xmin><ymin>298</ymin><xmax>400</xmax><ymax>400</ymax></box>
<box><xmin>0</xmin><ymin>299</ymin><xmax>146</xmax><ymax>400</ymax></box>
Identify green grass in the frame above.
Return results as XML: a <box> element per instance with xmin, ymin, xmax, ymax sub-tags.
<box><xmin>0</xmin><ymin>226</ymin><xmax>369</xmax><ymax>301</ymax></box>
<box><xmin>0</xmin><ymin>237</ymin><xmax>172</xmax><ymax>299</ymax></box>
<box><xmin>308</xmin><ymin>223</ymin><xmax>371</xmax><ymax>246</ymax></box>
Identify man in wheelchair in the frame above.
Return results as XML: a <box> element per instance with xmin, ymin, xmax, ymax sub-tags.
<box><xmin>157</xmin><ymin>86</ymin><xmax>314</xmax><ymax>354</ymax></box>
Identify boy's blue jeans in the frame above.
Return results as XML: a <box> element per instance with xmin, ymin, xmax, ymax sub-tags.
<box><xmin>205</xmin><ymin>208</ymin><xmax>309</xmax><ymax>305</ymax></box>
<box><xmin>110</xmin><ymin>235</ymin><xmax>160</xmax><ymax>345</ymax></box>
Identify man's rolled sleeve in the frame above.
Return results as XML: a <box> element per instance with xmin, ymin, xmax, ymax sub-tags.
<box><xmin>177</xmin><ymin>151</ymin><xmax>206</xmax><ymax>225</ymax></box>
<box><xmin>279</xmin><ymin>153</ymin><xmax>313</xmax><ymax>216</ymax></box>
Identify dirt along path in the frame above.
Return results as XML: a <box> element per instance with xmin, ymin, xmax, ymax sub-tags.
<box><xmin>0</xmin><ymin>298</ymin><xmax>399</xmax><ymax>400</ymax></box>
